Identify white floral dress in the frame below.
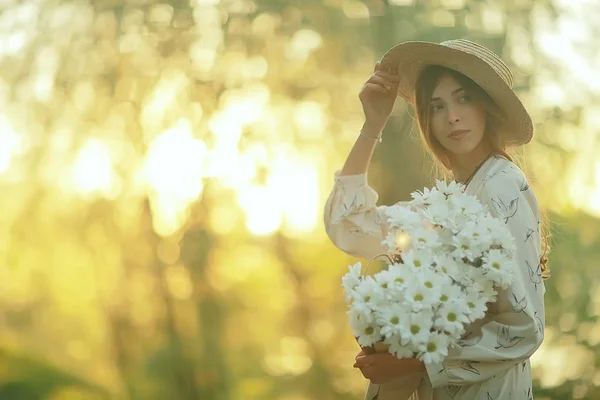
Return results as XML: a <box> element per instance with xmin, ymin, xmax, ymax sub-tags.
<box><xmin>324</xmin><ymin>155</ymin><xmax>545</xmax><ymax>400</ymax></box>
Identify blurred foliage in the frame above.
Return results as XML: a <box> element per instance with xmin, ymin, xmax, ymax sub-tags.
<box><xmin>1</xmin><ymin>0</ymin><xmax>600</xmax><ymax>399</ymax></box>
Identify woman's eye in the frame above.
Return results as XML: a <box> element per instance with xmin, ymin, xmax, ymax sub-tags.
<box><xmin>459</xmin><ymin>95</ymin><xmax>471</xmax><ymax>103</ymax></box>
<box><xmin>431</xmin><ymin>104</ymin><xmax>443</xmax><ymax>111</ymax></box>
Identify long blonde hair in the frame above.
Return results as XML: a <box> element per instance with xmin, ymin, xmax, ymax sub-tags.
<box><xmin>413</xmin><ymin>65</ymin><xmax>551</xmax><ymax>280</ymax></box>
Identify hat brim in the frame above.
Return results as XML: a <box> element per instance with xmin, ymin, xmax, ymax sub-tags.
<box><xmin>380</xmin><ymin>41</ymin><xmax>533</xmax><ymax>146</ymax></box>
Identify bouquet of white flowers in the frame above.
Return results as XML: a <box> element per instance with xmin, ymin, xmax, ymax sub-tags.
<box><xmin>343</xmin><ymin>180</ymin><xmax>517</xmax><ymax>367</ymax></box>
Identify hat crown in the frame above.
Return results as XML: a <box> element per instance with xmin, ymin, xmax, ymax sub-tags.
<box><xmin>440</xmin><ymin>39</ymin><xmax>514</xmax><ymax>88</ymax></box>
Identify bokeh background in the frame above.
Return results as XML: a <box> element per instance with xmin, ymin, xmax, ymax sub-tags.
<box><xmin>1</xmin><ymin>0</ymin><xmax>600</xmax><ymax>399</ymax></box>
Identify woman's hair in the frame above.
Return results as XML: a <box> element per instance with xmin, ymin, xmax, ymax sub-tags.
<box><xmin>414</xmin><ymin>65</ymin><xmax>552</xmax><ymax>280</ymax></box>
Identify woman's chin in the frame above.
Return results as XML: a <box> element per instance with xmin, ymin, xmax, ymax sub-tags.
<box><xmin>444</xmin><ymin>143</ymin><xmax>478</xmax><ymax>155</ymax></box>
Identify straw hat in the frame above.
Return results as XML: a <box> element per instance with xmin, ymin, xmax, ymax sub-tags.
<box><xmin>380</xmin><ymin>39</ymin><xmax>533</xmax><ymax>146</ymax></box>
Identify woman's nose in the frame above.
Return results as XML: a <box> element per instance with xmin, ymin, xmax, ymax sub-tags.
<box><xmin>447</xmin><ymin>106</ymin><xmax>460</xmax><ymax>124</ymax></box>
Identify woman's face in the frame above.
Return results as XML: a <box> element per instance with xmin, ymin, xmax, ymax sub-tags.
<box><xmin>429</xmin><ymin>74</ymin><xmax>487</xmax><ymax>156</ymax></box>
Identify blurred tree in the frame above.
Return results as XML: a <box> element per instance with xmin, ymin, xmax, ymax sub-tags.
<box><xmin>1</xmin><ymin>0</ymin><xmax>600</xmax><ymax>399</ymax></box>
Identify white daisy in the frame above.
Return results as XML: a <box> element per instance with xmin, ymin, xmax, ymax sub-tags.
<box><xmin>341</xmin><ymin>262</ymin><xmax>362</xmax><ymax>301</ymax></box>
<box><xmin>451</xmin><ymin>234</ymin><xmax>475</xmax><ymax>261</ymax></box>
<box><xmin>354</xmin><ymin>318</ymin><xmax>383</xmax><ymax>348</ymax></box>
<box><xmin>410</xmin><ymin>186</ymin><xmax>445</xmax><ymax>207</ymax></box>
<box><xmin>387</xmin><ymin>263</ymin><xmax>414</xmax><ymax>290</ymax></box>
<box><xmin>458</xmin><ymin>221</ymin><xmax>493</xmax><ymax>248</ymax></box>
<box><xmin>349</xmin><ymin>279</ymin><xmax>384</xmax><ymax>312</ymax></box>
<box><xmin>437</xmin><ymin>281</ymin><xmax>464</xmax><ymax>306</ymax></box>
<box><xmin>381</xmin><ymin>229</ymin><xmax>413</xmax><ymax>253</ymax></box>
<box><xmin>385</xmin><ymin>206</ymin><xmax>422</xmax><ymax>230</ymax></box>
<box><xmin>414</xmin><ymin>269</ymin><xmax>447</xmax><ymax>297</ymax></box>
<box><xmin>469</xmin><ymin>276</ymin><xmax>498</xmax><ymax>301</ymax></box>
<box><xmin>463</xmin><ymin>289</ymin><xmax>489</xmax><ymax>322</ymax></box>
<box><xmin>421</xmin><ymin>202</ymin><xmax>452</xmax><ymax>227</ymax></box>
<box><xmin>347</xmin><ymin>306</ymin><xmax>373</xmax><ymax>326</ymax></box>
<box><xmin>434</xmin><ymin>302</ymin><xmax>471</xmax><ymax>335</ymax></box>
<box><xmin>482</xmin><ymin>217</ymin><xmax>517</xmax><ymax>254</ymax></box>
<box><xmin>384</xmin><ymin>334</ymin><xmax>417</xmax><ymax>359</ymax></box>
<box><xmin>399</xmin><ymin>311</ymin><xmax>434</xmax><ymax>347</ymax></box>
<box><xmin>433</xmin><ymin>254</ymin><xmax>460</xmax><ymax>278</ymax></box>
<box><xmin>411</xmin><ymin>227</ymin><xmax>442</xmax><ymax>250</ymax></box>
<box><xmin>436</xmin><ymin>226</ymin><xmax>455</xmax><ymax>245</ymax></box>
<box><xmin>401</xmin><ymin>249</ymin><xmax>434</xmax><ymax>271</ymax></box>
<box><xmin>404</xmin><ymin>280</ymin><xmax>439</xmax><ymax>312</ymax></box>
<box><xmin>377</xmin><ymin>305</ymin><xmax>410</xmax><ymax>339</ymax></box>
<box><xmin>374</xmin><ymin>268</ymin><xmax>395</xmax><ymax>291</ymax></box>
<box><xmin>449</xmin><ymin>193</ymin><xmax>487</xmax><ymax>216</ymax></box>
<box><xmin>435</xmin><ymin>179</ymin><xmax>465</xmax><ymax>197</ymax></box>
<box><xmin>482</xmin><ymin>249</ymin><xmax>514</xmax><ymax>289</ymax></box>
<box><xmin>417</xmin><ymin>332</ymin><xmax>450</xmax><ymax>364</ymax></box>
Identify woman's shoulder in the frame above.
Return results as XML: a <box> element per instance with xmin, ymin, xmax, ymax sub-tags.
<box><xmin>487</xmin><ymin>155</ymin><xmax>527</xmax><ymax>183</ymax></box>
<box><xmin>479</xmin><ymin>155</ymin><xmax>530</xmax><ymax>196</ymax></box>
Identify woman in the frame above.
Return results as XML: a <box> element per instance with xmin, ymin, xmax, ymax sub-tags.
<box><xmin>323</xmin><ymin>40</ymin><xmax>551</xmax><ymax>399</ymax></box>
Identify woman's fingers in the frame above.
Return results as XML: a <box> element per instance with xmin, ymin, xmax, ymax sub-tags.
<box><xmin>364</xmin><ymin>82</ymin><xmax>389</xmax><ymax>94</ymax></box>
<box><xmin>376</xmin><ymin>70</ymin><xmax>400</xmax><ymax>81</ymax></box>
<box><xmin>369</xmin><ymin>74</ymin><xmax>398</xmax><ymax>88</ymax></box>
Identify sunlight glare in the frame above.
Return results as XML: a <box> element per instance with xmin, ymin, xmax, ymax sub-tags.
<box><xmin>238</xmin><ymin>184</ymin><xmax>282</xmax><ymax>235</ymax></box>
<box><xmin>145</xmin><ymin>120</ymin><xmax>206</xmax><ymax>201</ymax></box>
<box><xmin>271</xmin><ymin>161</ymin><xmax>319</xmax><ymax>234</ymax></box>
<box><xmin>293</xmin><ymin>101</ymin><xmax>327</xmax><ymax>140</ymax></box>
<box><xmin>286</xmin><ymin>29</ymin><xmax>322</xmax><ymax>61</ymax></box>
<box><xmin>0</xmin><ymin>115</ymin><xmax>23</xmax><ymax>174</ymax></box>
<box><xmin>72</xmin><ymin>139</ymin><xmax>115</xmax><ymax>197</ymax></box>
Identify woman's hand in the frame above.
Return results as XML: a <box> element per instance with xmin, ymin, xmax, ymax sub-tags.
<box><xmin>353</xmin><ymin>351</ymin><xmax>426</xmax><ymax>385</ymax></box>
<box><xmin>359</xmin><ymin>61</ymin><xmax>400</xmax><ymax>134</ymax></box>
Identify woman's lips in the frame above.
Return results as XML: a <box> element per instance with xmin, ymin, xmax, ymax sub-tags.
<box><xmin>448</xmin><ymin>130</ymin><xmax>470</xmax><ymax>140</ymax></box>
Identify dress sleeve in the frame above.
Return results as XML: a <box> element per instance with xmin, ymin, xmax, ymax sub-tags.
<box><xmin>424</xmin><ymin>166</ymin><xmax>546</xmax><ymax>389</ymax></box>
<box><xmin>323</xmin><ymin>170</ymin><xmax>406</xmax><ymax>260</ymax></box>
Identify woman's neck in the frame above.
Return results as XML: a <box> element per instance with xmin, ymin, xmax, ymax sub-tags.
<box><xmin>450</xmin><ymin>145</ymin><xmax>494</xmax><ymax>183</ymax></box>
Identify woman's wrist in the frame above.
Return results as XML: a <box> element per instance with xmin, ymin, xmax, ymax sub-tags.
<box><xmin>360</xmin><ymin>122</ymin><xmax>383</xmax><ymax>142</ymax></box>
<box><xmin>395</xmin><ymin>357</ymin><xmax>427</xmax><ymax>376</ymax></box>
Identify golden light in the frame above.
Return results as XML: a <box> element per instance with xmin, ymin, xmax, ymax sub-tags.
<box><xmin>0</xmin><ymin>31</ymin><xmax>27</xmax><ymax>57</ymax></box>
<box><xmin>189</xmin><ymin>42</ymin><xmax>217</xmax><ymax>73</ymax></box>
<box><xmin>531</xmin><ymin>328</ymin><xmax>594</xmax><ymax>388</ymax></box>
<box><xmin>286</xmin><ymin>29</ymin><xmax>322</xmax><ymax>61</ymax></box>
<box><xmin>144</xmin><ymin>120</ymin><xmax>207</xmax><ymax>236</ymax></box>
<box><xmin>388</xmin><ymin>0</ymin><xmax>415</xmax><ymax>6</ymax></box>
<box><xmin>293</xmin><ymin>101</ymin><xmax>327</xmax><ymax>140</ymax></box>
<box><xmin>273</xmin><ymin>160</ymin><xmax>320</xmax><ymax>235</ymax></box>
<box><xmin>395</xmin><ymin>231</ymin><xmax>411</xmax><ymax>250</ymax></box>
<box><xmin>236</xmin><ymin>152</ymin><xmax>321</xmax><ymax>236</ymax></box>
<box><xmin>342</xmin><ymin>1</ymin><xmax>370</xmax><ymax>19</ymax></box>
<box><xmin>238</xmin><ymin>184</ymin><xmax>282</xmax><ymax>235</ymax></box>
<box><xmin>481</xmin><ymin>7</ymin><xmax>504</xmax><ymax>34</ymax></box>
<box><xmin>263</xmin><ymin>336</ymin><xmax>312</xmax><ymax>376</ymax></box>
<box><xmin>206</xmin><ymin>84</ymin><xmax>270</xmax><ymax>189</ymax></box>
<box><xmin>0</xmin><ymin>115</ymin><xmax>23</xmax><ymax>175</ymax></box>
<box><xmin>145</xmin><ymin>119</ymin><xmax>206</xmax><ymax>198</ymax></box>
<box><xmin>71</xmin><ymin>139</ymin><xmax>116</xmax><ymax>198</ymax></box>
<box><xmin>141</xmin><ymin>68</ymin><xmax>189</xmax><ymax>137</ymax></box>
<box><xmin>195</xmin><ymin>0</ymin><xmax>220</xmax><ymax>6</ymax></box>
